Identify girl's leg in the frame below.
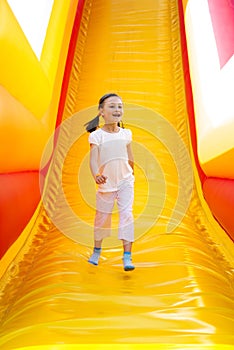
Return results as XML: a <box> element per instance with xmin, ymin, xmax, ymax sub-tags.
<box><xmin>94</xmin><ymin>239</ymin><xmax>103</xmax><ymax>249</ymax></box>
<box><xmin>117</xmin><ymin>181</ymin><xmax>134</xmax><ymax>243</ymax></box>
<box><xmin>94</xmin><ymin>191</ymin><xmax>116</xmax><ymax>240</ymax></box>
<box><xmin>88</xmin><ymin>191</ymin><xmax>115</xmax><ymax>266</ymax></box>
<box><xmin>122</xmin><ymin>240</ymin><xmax>132</xmax><ymax>252</ymax></box>
<box><xmin>117</xmin><ymin>181</ymin><xmax>135</xmax><ymax>271</ymax></box>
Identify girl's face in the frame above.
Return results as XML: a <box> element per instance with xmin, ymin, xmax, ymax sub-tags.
<box><xmin>99</xmin><ymin>96</ymin><xmax>123</xmax><ymax>124</ymax></box>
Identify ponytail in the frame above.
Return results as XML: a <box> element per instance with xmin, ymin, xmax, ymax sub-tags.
<box><xmin>84</xmin><ymin>115</ymin><xmax>100</xmax><ymax>133</ymax></box>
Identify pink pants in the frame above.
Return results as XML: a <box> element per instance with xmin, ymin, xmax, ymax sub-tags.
<box><xmin>94</xmin><ymin>180</ymin><xmax>134</xmax><ymax>242</ymax></box>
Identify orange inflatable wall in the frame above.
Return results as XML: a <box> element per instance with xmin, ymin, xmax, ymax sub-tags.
<box><xmin>181</xmin><ymin>0</ymin><xmax>234</xmax><ymax>240</ymax></box>
<box><xmin>0</xmin><ymin>0</ymin><xmax>82</xmax><ymax>257</ymax></box>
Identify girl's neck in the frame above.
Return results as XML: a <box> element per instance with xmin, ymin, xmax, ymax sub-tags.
<box><xmin>102</xmin><ymin>123</ymin><xmax>119</xmax><ymax>133</ymax></box>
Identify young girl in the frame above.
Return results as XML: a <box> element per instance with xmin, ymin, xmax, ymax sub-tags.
<box><xmin>86</xmin><ymin>93</ymin><xmax>135</xmax><ymax>271</ymax></box>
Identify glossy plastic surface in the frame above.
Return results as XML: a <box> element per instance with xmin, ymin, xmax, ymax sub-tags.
<box><xmin>0</xmin><ymin>0</ymin><xmax>79</xmax><ymax>256</ymax></box>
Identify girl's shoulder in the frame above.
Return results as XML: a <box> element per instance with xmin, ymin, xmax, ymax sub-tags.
<box><xmin>121</xmin><ymin>128</ymin><xmax>132</xmax><ymax>139</ymax></box>
<box><xmin>88</xmin><ymin>128</ymin><xmax>102</xmax><ymax>144</ymax></box>
<box><xmin>91</xmin><ymin>128</ymin><xmax>102</xmax><ymax>136</ymax></box>
<box><xmin>122</xmin><ymin>127</ymin><xmax>132</xmax><ymax>134</ymax></box>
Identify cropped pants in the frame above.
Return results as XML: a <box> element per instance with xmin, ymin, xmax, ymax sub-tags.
<box><xmin>94</xmin><ymin>179</ymin><xmax>134</xmax><ymax>242</ymax></box>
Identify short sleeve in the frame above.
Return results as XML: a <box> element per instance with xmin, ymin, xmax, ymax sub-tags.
<box><xmin>88</xmin><ymin>130</ymin><xmax>99</xmax><ymax>145</ymax></box>
<box><xmin>125</xmin><ymin>128</ymin><xmax>132</xmax><ymax>144</ymax></box>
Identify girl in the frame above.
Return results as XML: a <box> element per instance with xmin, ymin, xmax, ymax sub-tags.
<box><xmin>86</xmin><ymin>93</ymin><xmax>135</xmax><ymax>271</ymax></box>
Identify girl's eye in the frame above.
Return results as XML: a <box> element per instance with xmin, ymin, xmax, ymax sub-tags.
<box><xmin>108</xmin><ymin>104</ymin><xmax>123</xmax><ymax>109</ymax></box>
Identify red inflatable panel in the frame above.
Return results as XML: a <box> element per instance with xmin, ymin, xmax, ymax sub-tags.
<box><xmin>0</xmin><ymin>172</ymin><xmax>40</xmax><ymax>257</ymax></box>
<box><xmin>203</xmin><ymin>177</ymin><xmax>234</xmax><ymax>241</ymax></box>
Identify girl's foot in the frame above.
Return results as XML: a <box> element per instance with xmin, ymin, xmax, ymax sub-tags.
<box><xmin>88</xmin><ymin>247</ymin><xmax>101</xmax><ymax>266</ymax></box>
<box><xmin>123</xmin><ymin>252</ymin><xmax>135</xmax><ymax>271</ymax></box>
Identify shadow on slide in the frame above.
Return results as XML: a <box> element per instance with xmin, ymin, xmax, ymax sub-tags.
<box><xmin>0</xmin><ymin>0</ymin><xmax>233</xmax><ymax>349</ymax></box>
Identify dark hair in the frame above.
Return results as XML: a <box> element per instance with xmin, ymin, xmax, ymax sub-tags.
<box><xmin>98</xmin><ymin>93</ymin><xmax>120</xmax><ymax>108</ymax></box>
<box><xmin>84</xmin><ymin>93</ymin><xmax>123</xmax><ymax>133</ymax></box>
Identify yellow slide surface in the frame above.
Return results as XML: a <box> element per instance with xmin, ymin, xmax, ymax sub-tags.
<box><xmin>0</xmin><ymin>1</ymin><xmax>233</xmax><ymax>349</ymax></box>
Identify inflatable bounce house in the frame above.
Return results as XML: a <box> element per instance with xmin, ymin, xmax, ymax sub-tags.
<box><xmin>0</xmin><ymin>0</ymin><xmax>233</xmax><ymax>349</ymax></box>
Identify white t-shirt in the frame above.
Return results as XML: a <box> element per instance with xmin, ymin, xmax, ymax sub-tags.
<box><xmin>89</xmin><ymin>127</ymin><xmax>134</xmax><ymax>192</ymax></box>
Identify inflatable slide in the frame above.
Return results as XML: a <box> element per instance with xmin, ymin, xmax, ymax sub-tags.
<box><xmin>0</xmin><ymin>0</ymin><xmax>233</xmax><ymax>349</ymax></box>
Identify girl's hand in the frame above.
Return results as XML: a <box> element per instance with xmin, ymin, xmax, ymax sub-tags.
<box><xmin>95</xmin><ymin>174</ymin><xmax>107</xmax><ymax>184</ymax></box>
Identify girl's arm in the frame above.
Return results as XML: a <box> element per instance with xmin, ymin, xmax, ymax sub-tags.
<box><xmin>89</xmin><ymin>144</ymin><xmax>107</xmax><ymax>184</ymax></box>
<box><xmin>127</xmin><ymin>143</ymin><xmax>134</xmax><ymax>175</ymax></box>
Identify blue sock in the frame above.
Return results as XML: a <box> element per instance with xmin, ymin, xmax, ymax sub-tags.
<box><xmin>124</xmin><ymin>252</ymin><xmax>131</xmax><ymax>257</ymax></box>
<box><xmin>94</xmin><ymin>247</ymin><xmax>101</xmax><ymax>253</ymax></box>
<box><xmin>88</xmin><ymin>247</ymin><xmax>101</xmax><ymax>266</ymax></box>
<box><xmin>123</xmin><ymin>252</ymin><xmax>135</xmax><ymax>271</ymax></box>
